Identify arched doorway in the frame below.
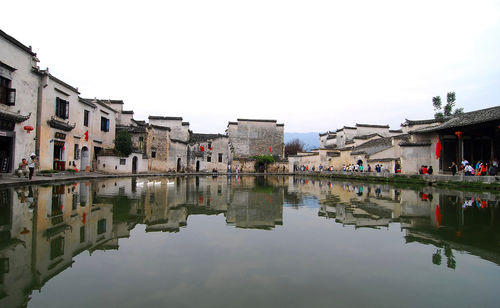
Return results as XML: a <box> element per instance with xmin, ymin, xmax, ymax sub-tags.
<box><xmin>132</xmin><ymin>156</ymin><xmax>138</xmax><ymax>174</ymax></box>
<box><xmin>196</xmin><ymin>160</ymin><xmax>200</xmax><ymax>172</ymax></box>
<box><xmin>81</xmin><ymin>147</ymin><xmax>90</xmax><ymax>172</ymax></box>
<box><xmin>177</xmin><ymin>158</ymin><xmax>181</xmax><ymax>172</ymax></box>
<box><xmin>357</xmin><ymin>159</ymin><xmax>363</xmax><ymax>166</ymax></box>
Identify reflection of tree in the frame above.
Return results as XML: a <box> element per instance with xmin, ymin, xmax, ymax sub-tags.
<box><xmin>432</xmin><ymin>249</ymin><xmax>442</xmax><ymax>265</ymax></box>
<box><xmin>445</xmin><ymin>245</ymin><xmax>456</xmax><ymax>269</ymax></box>
<box><xmin>431</xmin><ymin>246</ymin><xmax>456</xmax><ymax>269</ymax></box>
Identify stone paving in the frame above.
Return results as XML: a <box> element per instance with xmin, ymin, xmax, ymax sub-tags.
<box><xmin>1</xmin><ymin>170</ymin><xmax>499</xmax><ymax>188</ymax></box>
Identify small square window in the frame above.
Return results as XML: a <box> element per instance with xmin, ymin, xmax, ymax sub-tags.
<box><xmin>120</xmin><ymin>158</ymin><xmax>126</xmax><ymax>165</ymax></box>
<box><xmin>100</xmin><ymin>117</ymin><xmax>109</xmax><ymax>132</ymax></box>
<box><xmin>84</xmin><ymin>110</ymin><xmax>89</xmax><ymax>126</ymax></box>
<box><xmin>207</xmin><ymin>156</ymin><xmax>211</xmax><ymax>162</ymax></box>
<box><xmin>97</xmin><ymin>219</ymin><xmax>106</xmax><ymax>234</ymax></box>
<box><xmin>80</xmin><ymin>226</ymin><xmax>85</xmax><ymax>243</ymax></box>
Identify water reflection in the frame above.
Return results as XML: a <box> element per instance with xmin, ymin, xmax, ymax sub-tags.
<box><xmin>0</xmin><ymin>176</ymin><xmax>499</xmax><ymax>307</ymax></box>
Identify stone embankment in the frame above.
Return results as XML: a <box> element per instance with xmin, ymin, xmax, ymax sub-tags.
<box><xmin>1</xmin><ymin>170</ymin><xmax>499</xmax><ymax>191</ymax></box>
<box><xmin>294</xmin><ymin>171</ymin><xmax>500</xmax><ymax>191</ymax></box>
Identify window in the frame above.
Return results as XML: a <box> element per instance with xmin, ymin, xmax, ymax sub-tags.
<box><xmin>100</xmin><ymin>117</ymin><xmax>109</xmax><ymax>132</ymax></box>
<box><xmin>0</xmin><ymin>76</ymin><xmax>15</xmax><ymax>106</ymax></box>
<box><xmin>50</xmin><ymin>237</ymin><xmax>65</xmax><ymax>260</ymax></box>
<box><xmin>139</xmin><ymin>136</ymin><xmax>144</xmax><ymax>151</ymax></box>
<box><xmin>72</xmin><ymin>193</ymin><xmax>79</xmax><ymax>210</ymax></box>
<box><xmin>97</xmin><ymin>219</ymin><xmax>106</xmax><ymax>234</ymax></box>
<box><xmin>80</xmin><ymin>226</ymin><xmax>85</xmax><ymax>243</ymax></box>
<box><xmin>74</xmin><ymin>144</ymin><xmax>80</xmax><ymax>160</ymax></box>
<box><xmin>120</xmin><ymin>158</ymin><xmax>126</xmax><ymax>165</ymax></box>
<box><xmin>207</xmin><ymin>156</ymin><xmax>211</xmax><ymax>162</ymax></box>
<box><xmin>55</xmin><ymin>97</ymin><xmax>69</xmax><ymax>119</ymax></box>
<box><xmin>151</xmin><ymin>151</ymin><xmax>156</xmax><ymax>158</ymax></box>
<box><xmin>0</xmin><ymin>258</ymin><xmax>8</xmax><ymax>274</ymax></box>
<box><xmin>84</xmin><ymin>110</ymin><xmax>89</xmax><ymax>126</ymax></box>
<box><xmin>218</xmin><ymin>153</ymin><xmax>223</xmax><ymax>162</ymax></box>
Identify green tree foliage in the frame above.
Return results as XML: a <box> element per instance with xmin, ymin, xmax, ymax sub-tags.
<box><xmin>251</xmin><ymin>155</ymin><xmax>275</xmax><ymax>172</ymax></box>
<box><xmin>433</xmin><ymin>91</ymin><xmax>463</xmax><ymax>119</ymax></box>
<box><xmin>285</xmin><ymin>138</ymin><xmax>305</xmax><ymax>157</ymax></box>
<box><xmin>114</xmin><ymin>129</ymin><xmax>133</xmax><ymax>156</ymax></box>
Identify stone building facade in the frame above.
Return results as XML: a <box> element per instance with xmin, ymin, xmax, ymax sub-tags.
<box><xmin>36</xmin><ymin>86</ymin><xmax>117</xmax><ymax>172</ymax></box>
<box><xmin>227</xmin><ymin>119</ymin><xmax>284</xmax><ymax>159</ymax></box>
<box><xmin>187</xmin><ymin>133</ymin><xmax>230</xmax><ymax>172</ymax></box>
<box><xmin>0</xmin><ymin>29</ymin><xmax>39</xmax><ymax>173</ymax></box>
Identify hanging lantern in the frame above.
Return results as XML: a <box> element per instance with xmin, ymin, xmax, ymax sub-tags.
<box><xmin>455</xmin><ymin>131</ymin><xmax>462</xmax><ymax>138</ymax></box>
<box><xmin>23</xmin><ymin>125</ymin><xmax>34</xmax><ymax>133</ymax></box>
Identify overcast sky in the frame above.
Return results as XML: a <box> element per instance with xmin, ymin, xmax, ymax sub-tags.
<box><xmin>3</xmin><ymin>0</ymin><xmax>500</xmax><ymax>133</ymax></box>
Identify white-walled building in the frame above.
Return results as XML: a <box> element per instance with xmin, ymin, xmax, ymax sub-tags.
<box><xmin>0</xmin><ymin>29</ymin><xmax>39</xmax><ymax>173</ymax></box>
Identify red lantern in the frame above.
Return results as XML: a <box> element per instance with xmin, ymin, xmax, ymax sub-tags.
<box><xmin>455</xmin><ymin>131</ymin><xmax>462</xmax><ymax>138</ymax></box>
<box><xmin>23</xmin><ymin>125</ymin><xmax>34</xmax><ymax>133</ymax></box>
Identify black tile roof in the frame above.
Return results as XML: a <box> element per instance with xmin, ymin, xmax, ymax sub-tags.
<box><xmin>237</xmin><ymin>118</ymin><xmax>277</xmax><ymax>123</ymax></box>
<box><xmin>149</xmin><ymin>116</ymin><xmax>183</xmax><ymax>120</ymax></box>
<box><xmin>0</xmin><ymin>29</ymin><xmax>37</xmax><ymax>56</ymax></box>
<box><xmin>354</xmin><ymin>133</ymin><xmax>383</xmax><ymax>140</ymax></box>
<box><xmin>351</xmin><ymin>137</ymin><xmax>393</xmax><ymax>156</ymax></box>
<box><xmin>399</xmin><ymin>142</ymin><xmax>431</xmax><ymax>147</ymax></box>
<box><xmin>189</xmin><ymin>133</ymin><xmax>227</xmax><ymax>144</ymax></box>
<box><xmin>356</xmin><ymin>123</ymin><xmax>390</xmax><ymax>128</ymax></box>
<box><xmin>411</xmin><ymin>105</ymin><xmax>500</xmax><ymax>134</ymax></box>
<box><xmin>78</xmin><ymin>97</ymin><xmax>97</xmax><ymax>108</ymax></box>
<box><xmin>402</xmin><ymin>118</ymin><xmax>446</xmax><ymax>126</ymax></box>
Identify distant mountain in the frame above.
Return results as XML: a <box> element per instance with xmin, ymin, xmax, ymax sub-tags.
<box><xmin>284</xmin><ymin>132</ymin><xmax>320</xmax><ymax>151</ymax></box>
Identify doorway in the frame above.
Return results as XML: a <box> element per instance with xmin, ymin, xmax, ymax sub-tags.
<box><xmin>53</xmin><ymin>141</ymin><xmax>65</xmax><ymax>170</ymax></box>
<box><xmin>0</xmin><ymin>135</ymin><xmax>13</xmax><ymax>173</ymax></box>
<box><xmin>177</xmin><ymin>158</ymin><xmax>181</xmax><ymax>172</ymax></box>
<box><xmin>80</xmin><ymin>146</ymin><xmax>90</xmax><ymax>172</ymax></box>
<box><xmin>196</xmin><ymin>160</ymin><xmax>200</xmax><ymax>172</ymax></box>
<box><xmin>132</xmin><ymin>156</ymin><xmax>138</xmax><ymax>174</ymax></box>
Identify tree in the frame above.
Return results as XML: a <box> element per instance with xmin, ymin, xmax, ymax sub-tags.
<box><xmin>433</xmin><ymin>91</ymin><xmax>463</xmax><ymax>119</ymax></box>
<box><xmin>285</xmin><ymin>138</ymin><xmax>305</xmax><ymax>157</ymax></box>
<box><xmin>252</xmin><ymin>155</ymin><xmax>275</xmax><ymax>172</ymax></box>
<box><xmin>114</xmin><ymin>130</ymin><xmax>133</xmax><ymax>156</ymax></box>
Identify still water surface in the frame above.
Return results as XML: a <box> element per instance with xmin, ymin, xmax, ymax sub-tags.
<box><xmin>1</xmin><ymin>176</ymin><xmax>500</xmax><ymax>307</ymax></box>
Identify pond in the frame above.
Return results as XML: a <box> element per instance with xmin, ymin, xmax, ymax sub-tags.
<box><xmin>1</xmin><ymin>176</ymin><xmax>500</xmax><ymax>307</ymax></box>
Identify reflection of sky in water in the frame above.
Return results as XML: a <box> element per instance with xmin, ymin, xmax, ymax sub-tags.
<box><xmin>7</xmin><ymin>177</ymin><xmax>500</xmax><ymax>307</ymax></box>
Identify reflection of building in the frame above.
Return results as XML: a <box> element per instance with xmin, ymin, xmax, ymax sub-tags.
<box><xmin>0</xmin><ymin>181</ymin><xmax>117</xmax><ymax>307</ymax></box>
<box><xmin>226</xmin><ymin>190</ymin><xmax>283</xmax><ymax>229</ymax></box>
<box><xmin>4</xmin><ymin>176</ymin><xmax>500</xmax><ymax>307</ymax></box>
<box><xmin>31</xmin><ymin>183</ymin><xmax>114</xmax><ymax>289</ymax></box>
<box><xmin>95</xmin><ymin>176</ymin><xmax>285</xmax><ymax>231</ymax></box>
<box><xmin>0</xmin><ymin>187</ymin><xmax>34</xmax><ymax>308</ymax></box>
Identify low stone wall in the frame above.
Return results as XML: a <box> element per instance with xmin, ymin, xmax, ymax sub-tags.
<box><xmin>97</xmin><ymin>154</ymin><xmax>148</xmax><ymax>174</ymax></box>
<box><xmin>295</xmin><ymin>170</ymin><xmax>500</xmax><ymax>188</ymax></box>
<box><xmin>232</xmin><ymin>159</ymin><xmax>289</xmax><ymax>173</ymax></box>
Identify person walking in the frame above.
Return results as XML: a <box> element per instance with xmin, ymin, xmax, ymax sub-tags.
<box><xmin>28</xmin><ymin>153</ymin><xmax>38</xmax><ymax>181</ymax></box>
<box><xmin>450</xmin><ymin>162</ymin><xmax>457</xmax><ymax>176</ymax></box>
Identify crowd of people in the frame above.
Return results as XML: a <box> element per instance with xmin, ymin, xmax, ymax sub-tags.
<box><xmin>295</xmin><ymin>157</ymin><xmax>500</xmax><ymax>177</ymax></box>
<box><xmin>459</xmin><ymin>157</ymin><xmax>498</xmax><ymax>176</ymax></box>
<box><xmin>295</xmin><ymin>163</ymin><xmax>391</xmax><ymax>173</ymax></box>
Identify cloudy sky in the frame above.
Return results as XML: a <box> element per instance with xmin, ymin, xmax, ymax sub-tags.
<box><xmin>3</xmin><ymin>0</ymin><xmax>500</xmax><ymax>133</ymax></box>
